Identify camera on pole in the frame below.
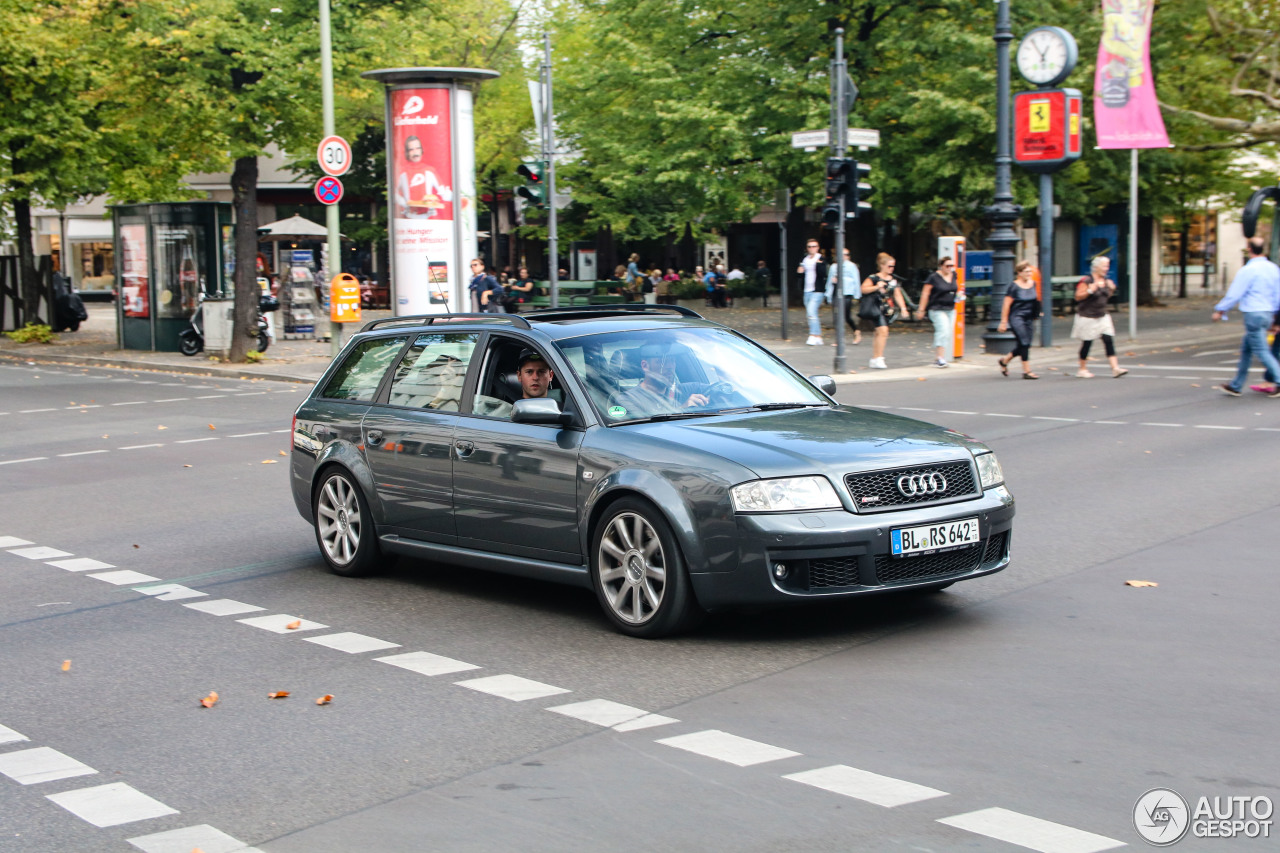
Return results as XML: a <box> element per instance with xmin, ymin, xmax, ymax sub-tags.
<box><xmin>516</xmin><ymin>161</ymin><xmax>548</xmax><ymax>209</ymax></box>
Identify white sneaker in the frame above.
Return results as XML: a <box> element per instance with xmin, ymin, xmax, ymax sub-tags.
<box><xmin>935</xmin><ymin>359</ymin><xmax>948</xmax><ymax>368</ymax></box>
<box><xmin>869</xmin><ymin>357</ymin><xmax>887</xmax><ymax>369</ymax></box>
<box><xmin>805</xmin><ymin>335</ymin><xmax>821</xmax><ymax>346</ymax></box>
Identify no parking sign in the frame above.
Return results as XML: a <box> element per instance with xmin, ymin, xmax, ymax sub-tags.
<box><xmin>315</xmin><ymin>176</ymin><xmax>344</xmax><ymax>206</ymax></box>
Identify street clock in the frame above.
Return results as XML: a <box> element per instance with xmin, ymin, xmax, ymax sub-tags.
<box><xmin>1016</xmin><ymin>26</ymin><xmax>1078</xmax><ymax>88</ymax></box>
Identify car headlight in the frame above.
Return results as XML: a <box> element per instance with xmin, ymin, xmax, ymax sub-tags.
<box><xmin>974</xmin><ymin>451</ymin><xmax>1004</xmax><ymax>489</ymax></box>
<box><xmin>730</xmin><ymin>476</ymin><xmax>842</xmax><ymax>512</ymax></box>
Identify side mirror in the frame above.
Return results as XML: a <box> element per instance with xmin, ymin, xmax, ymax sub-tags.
<box><xmin>808</xmin><ymin>374</ymin><xmax>837</xmax><ymax>397</ymax></box>
<box><xmin>512</xmin><ymin>397</ymin><xmax>573</xmax><ymax>426</ymax></box>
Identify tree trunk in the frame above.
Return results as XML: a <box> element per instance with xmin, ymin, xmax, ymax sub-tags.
<box><xmin>13</xmin><ymin>198</ymin><xmax>41</xmax><ymax>326</ymax></box>
<box><xmin>230</xmin><ymin>155</ymin><xmax>259</xmax><ymax>361</ymax></box>
<box><xmin>1177</xmin><ymin>222</ymin><xmax>1189</xmax><ymax>298</ymax></box>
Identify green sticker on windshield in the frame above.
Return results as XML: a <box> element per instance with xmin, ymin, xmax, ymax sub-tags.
<box><xmin>608</xmin><ymin>405</ymin><xmax>627</xmax><ymax>418</ymax></box>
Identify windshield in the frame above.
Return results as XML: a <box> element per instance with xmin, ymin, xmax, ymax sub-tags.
<box><xmin>556</xmin><ymin>326</ymin><xmax>830</xmax><ymax>423</ymax></box>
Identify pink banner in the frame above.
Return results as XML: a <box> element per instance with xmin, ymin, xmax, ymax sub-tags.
<box><xmin>1093</xmin><ymin>0</ymin><xmax>1169</xmax><ymax>149</ymax></box>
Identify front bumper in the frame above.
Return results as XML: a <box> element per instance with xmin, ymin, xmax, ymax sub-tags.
<box><xmin>690</xmin><ymin>485</ymin><xmax>1015</xmax><ymax>609</ymax></box>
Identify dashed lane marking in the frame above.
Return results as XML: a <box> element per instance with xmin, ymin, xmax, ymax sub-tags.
<box><xmin>614</xmin><ymin>713</ymin><xmax>683</xmax><ymax>732</ymax></box>
<box><xmin>111</xmin><ymin>401</ymin><xmax>147</xmax><ymax>406</ymax></box>
<box><xmin>236</xmin><ymin>614</ymin><xmax>328</xmax><ymax>634</ymax></box>
<box><xmin>1091</xmin><ymin>420</ymin><xmax>1128</xmax><ymax>425</ymax></box>
<box><xmin>1031</xmin><ymin>416</ymin><xmax>1078</xmax><ymax>422</ymax></box>
<box><xmin>8</xmin><ymin>546</ymin><xmax>73</xmax><ymax>560</ymax></box>
<box><xmin>0</xmin><ymin>747</ymin><xmax>97</xmax><ymax>785</ymax></box>
<box><xmin>229</xmin><ymin>432</ymin><xmax>269</xmax><ymax>438</ymax></box>
<box><xmin>57</xmin><ymin>450</ymin><xmax>109</xmax><ymax>457</ymax></box>
<box><xmin>88</xmin><ymin>570</ymin><xmax>161</xmax><ymax>586</ymax></box>
<box><xmin>184</xmin><ymin>599</ymin><xmax>267</xmax><ymax>616</ymax></box>
<box><xmin>128</xmin><ymin>823</ymin><xmax>265</xmax><ymax>853</ymax></box>
<box><xmin>784</xmin><ymin>765</ymin><xmax>948</xmax><ymax>808</ymax></box>
<box><xmin>1194</xmin><ymin>424</ymin><xmax>1244</xmax><ymax>430</ymax></box>
<box><xmin>47</xmin><ymin>782</ymin><xmax>179</xmax><ymax>827</ymax></box>
<box><xmin>0</xmin><ymin>723</ymin><xmax>29</xmax><ymax>745</ymax></box>
<box><xmin>195</xmin><ymin>395</ymin><xmax>227</xmax><ymax>399</ymax></box>
<box><xmin>656</xmin><ymin>730</ymin><xmax>802</xmax><ymax>767</ymax></box>
<box><xmin>64</xmin><ymin>404</ymin><xmax>101</xmax><ymax>409</ymax></box>
<box><xmin>304</xmin><ymin>632</ymin><xmax>401</xmax><ymax>654</ymax></box>
<box><xmin>375</xmin><ymin>650</ymin><xmax>481</xmax><ymax>676</ymax></box>
<box><xmin>119</xmin><ymin>444</ymin><xmax>164</xmax><ymax>450</ymax></box>
<box><xmin>937</xmin><ymin>807</ymin><xmax>1125</xmax><ymax>853</ymax></box>
<box><xmin>19</xmin><ymin>408</ymin><xmax>56</xmax><ymax>413</ymax></box>
<box><xmin>984</xmin><ymin>413</ymin><xmax>1024</xmax><ymax>418</ymax></box>
<box><xmin>547</xmin><ymin>699</ymin><xmax>678</xmax><ymax>731</ymax></box>
<box><xmin>0</xmin><ymin>536</ymin><xmax>34</xmax><ymax>548</ymax></box>
<box><xmin>938</xmin><ymin>410</ymin><xmax>977</xmax><ymax>415</ymax></box>
<box><xmin>134</xmin><ymin>583</ymin><xmax>207</xmax><ymax>601</ymax></box>
<box><xmin>153</xmin><ymin>398</ymin><xmax>189</xmax><ymax>403</ymax></box>
<box><xmin>235</xmin><ymin>392</ymin><xmax>267</xmax><ymax>396</ymax></box>
<box><xmin>455</xmin><ymin>674</ymin><xmax>571</xmax><ymax>702</ymax></box>
<box><xmin>47</xmin><ymin>558</ymin><xmax>115</xmax><ymax>572</ymax></box>
<box><xmin>1139</xmin><ymin>422</ymin><xmax>1183</xmax><ymax>427</ymax></box>
<box><xmin>174</xmin><ymin>438</ymin><xmax>218</xmax><ymax>444</ymax></box>
<box><xmin>0</xmin><ymin>457</ymin><xmax>46</xmax><ymax>465</ymax></box>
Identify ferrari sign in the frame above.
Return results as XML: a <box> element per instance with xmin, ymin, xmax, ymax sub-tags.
<box><xmin>1014</xmin><ymin>88</ymin><xmax>1082</xmax><ymax>173</ymax></box>
<box><xmin>329</xmin><ymin>273</ymin><xmax>362</xmax><ymax>323</ymax></box>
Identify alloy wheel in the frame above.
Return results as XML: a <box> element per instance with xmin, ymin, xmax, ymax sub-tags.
<box><xmin>597</xmin><ymin>511</ymin><xmax>666</xmax><ymax>624</ymax></box>
<box><xmin>316</xmin><ymin>475</ymin><xmax>362</xmax><ymax>566</ymax></box>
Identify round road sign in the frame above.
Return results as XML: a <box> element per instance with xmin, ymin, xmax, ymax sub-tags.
<box><xmin>315</xmin><ymin>176</ymin><xmax>344</xmax><ymax>206</ymax></box>
<box><xmin>317</xmin><ymin>135</ymin><xmax>352</xmax><ymax>177</ymax></box>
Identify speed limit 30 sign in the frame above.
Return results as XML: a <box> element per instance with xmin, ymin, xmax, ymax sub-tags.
<box><xmin>317</xmin><ymin>135</ymin><xmax>352</xmax><ymax>177</ymax></box>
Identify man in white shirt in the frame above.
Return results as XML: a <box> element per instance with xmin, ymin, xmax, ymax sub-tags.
<box><xmin>795</xmin><ymin>239</ymin><xmax>828</xmax><ymax>345</ymax></box>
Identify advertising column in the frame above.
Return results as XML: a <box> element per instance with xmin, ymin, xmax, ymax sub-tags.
<box><xmin>364</xmin><ymin>68</ymin><xmax>498</xmax><ymax>315</ymax></box>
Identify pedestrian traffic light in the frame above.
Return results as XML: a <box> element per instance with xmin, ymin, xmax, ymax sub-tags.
<box><xmin>516</xmin><ymin>161</ymin><xmax>548</xmax><ymax>209</ymax></box>
<box><xmin>850</xmin><ymin>161</ymin><xmax>874</xmax><ymax>218</ymax></box>
<box><xmin>822</xmin><ymin>158</ymin><xmax>854</xmax><ymax>227</ymax></box>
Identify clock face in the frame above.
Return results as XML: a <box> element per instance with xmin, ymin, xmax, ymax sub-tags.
<box><xmin>1017</xmin><ymin>27</ymin><xmax>1075</xmax><ymax>86</ymax></box>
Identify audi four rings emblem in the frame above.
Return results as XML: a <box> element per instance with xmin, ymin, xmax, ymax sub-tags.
<box><xmin>897</xmin><ymin>472</ymin><xmax>947</xmax><ymax>496</ymax></box>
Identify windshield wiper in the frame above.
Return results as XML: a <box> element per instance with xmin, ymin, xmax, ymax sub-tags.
<box><xmin>612</xmin><ymin>411</ymin><xmax>718</xmax><ymax>425</ymax></box>
<box><xmin>745</xmin><ymin>402</ymin><xmax>829</xmax><ymax>411</ymax></box>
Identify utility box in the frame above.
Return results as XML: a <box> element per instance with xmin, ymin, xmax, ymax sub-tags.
<box><xmin>202</xmin><ymin>297</ymin><xmax>234</xmax><ymax>352</ymax></box>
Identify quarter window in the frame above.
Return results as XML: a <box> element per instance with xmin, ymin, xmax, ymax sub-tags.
<box><xmin>388</xmin><ymin>333</ymin><xmax>479</xmax><ymax>410</ymax></box>
<box><xmin>321</xmin><ymin>336</ymin><xmax>407</xmax><ymax>401</ymax></box>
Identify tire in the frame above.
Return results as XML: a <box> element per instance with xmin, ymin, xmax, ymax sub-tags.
<box><xmin>256</xmin><ymin>330</ymin><xmax>270</xmax><ymax>352</ymax></box>
<box><xmin>313</xmin><ymin>468</ymin><xmax>380</xmax><ymax>577</ymax></box>
<box><xmin>178</xmin><ymin>332</ymin><xmax>203</xmax><ymax>356</ymax></box>
<box><xmin>66</xmin><ymin>319</ymin><xmax>80</xmax><ymax>332</ymax></box>
<box><xmin>590</xmin><ymin>497</ymin><xmax>702</xmax><ymax>638</ymax></box>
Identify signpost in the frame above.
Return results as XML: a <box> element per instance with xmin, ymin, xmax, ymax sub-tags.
<box><xmin>317</xmin><ymin>135</ymin><xmax>352</xmax><ymax>177</ymax></box>
<box><xmin>329</xmin><ymin>273</ymin><xmax>362</xmax><ymax>324</ymax></box>
<box><xmin>790</xmin><ymin>128</ymin><xmax>880</xmax><ymax>150</ymax></box>
<box><xmin>315</xmin><ymin>176</ymin><xmax>344</xmax><ymax>206</ymax></box>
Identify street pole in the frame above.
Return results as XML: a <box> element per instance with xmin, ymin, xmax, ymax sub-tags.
<box><xmin>1128</xmin><ymin>148</ymin><xmax>1138</xmax><ymax>339</ymax></box>
<box><xmin>831</xmin><ymin>29</ymin><xmax>847</xmax><ymax>375</ymax></box>
<box><xmin>1038</xmin><ymin>173</ymin><xmax>1053</xmax><ymax>347</ymax></box>
<box><xmin>983</xmin><ymin>0</ymin><xmax>1020</xmax><ymax>356</ymax></box>
<box><xmin>544</xmin><ymin>33</ymin><xmax>559</xmax><ymax>309</ymax></box>
<box><xmin>320</xmin><ymin>0</ymin><xmax>341</xmax><ymax>356</ymax></box>
<box><xmin>780</xmin><ymin>188</ymin><xmax>789</xmax><ymax>341</ymax></box>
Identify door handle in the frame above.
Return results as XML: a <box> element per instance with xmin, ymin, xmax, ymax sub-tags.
<box><xmin>454</xmin><ymin>439</ymin><xmax>475</xmax><ymax>458</ymax></box>
<box><xmin>366</xmin><ymin>429</ymin><xmax>384</xmax><ymax>445</ymax></box>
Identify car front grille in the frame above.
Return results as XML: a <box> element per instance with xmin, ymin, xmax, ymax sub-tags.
<box><xmin>872</xmin><ymin>531</ymin><xmax>1009</xmax><ymax>586</ymax></box>
<box><xmin>808</xmin><ymin>555</ymin><xmax>860</xmax><ymax>589</ymax></box>
<box><xmin>844</xmin><ymin>461</ymin><xmax>978</xmax><ymax>512</ymax></box>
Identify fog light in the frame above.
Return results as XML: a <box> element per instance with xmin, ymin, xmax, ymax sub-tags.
<box><xmin>773</xmin><ymin>563</ymin><xmax>789</xmax><ymax>579</ymax></box>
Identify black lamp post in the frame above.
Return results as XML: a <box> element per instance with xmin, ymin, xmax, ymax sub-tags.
<box><xmin>983</xmin><ymin>0</ymin><xmax>1020</xmax><ymax>355</ymax></box>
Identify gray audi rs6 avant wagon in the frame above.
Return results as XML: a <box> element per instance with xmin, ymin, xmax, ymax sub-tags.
<box><xmin>291</xmin><ymin>306</ymin><xmax>1014</xmax><ymax>637</ymax></box>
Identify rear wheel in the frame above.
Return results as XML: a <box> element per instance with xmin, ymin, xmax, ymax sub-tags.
<box><xmin>313</xmin><ymin>469</ymin><xmax>379</xmax><ymax>577</ymax></box>
<box><xmin>591</xmin><ymin>497</ymin><xmax>702</xmax><ymax>638</ymax></box>
<box><xmin>178</xmin><ymin>331</ymin><xmax>202</xmax><ymax>356</ymax></box>
<box><xmin>256</xmin><ymin>330</ymin><xmax>270</xmax><ymax>352</ymax></box>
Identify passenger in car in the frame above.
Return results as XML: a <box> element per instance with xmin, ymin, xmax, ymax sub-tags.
<box><xmin>473</xmin><ymin>348</ymin><xmax>557</xmax><ymax>419</ymax></box>
<box><xmin>611</xmin><ymin>343</ymin><xmax>711</xmax><ymax>418</ymax></box>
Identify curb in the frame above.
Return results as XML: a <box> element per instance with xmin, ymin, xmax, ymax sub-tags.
<box><xmin>0</xmin><ymin>350</ymin><xmax>315</xmax><ymax>384</ymax></box>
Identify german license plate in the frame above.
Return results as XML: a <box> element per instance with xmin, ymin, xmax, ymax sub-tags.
<box><xmin>891</xmin><ymin>518</ymin><xmax>980</xmax><ymax>557</ymax></box>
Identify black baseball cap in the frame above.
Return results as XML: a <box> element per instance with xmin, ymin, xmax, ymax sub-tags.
<box><xmin>518</xmin><ymin>348</ymin><xmax>546</xmax><ymax>367</ymax></box>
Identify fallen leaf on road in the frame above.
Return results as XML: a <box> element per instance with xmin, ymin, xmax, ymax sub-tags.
<box><xmin>1144</xmin><ymin>450</ymin><xmax>1151</xmax><ymax>454</ymax></box>
<box><xmin>158</xmin><ymin>425</ymin><xmax>167</xmax><ymax>430</ymax></box>
<box><xmin>1191</xmin><ymin>384</ymin><xmax>1200</xmax><ymax>388</ymax></box>
<box><xmin>1173</xmin><ymin>347</ymin><xmax>1184</xmax><ymax>353</ymax></box>
<box><xmin>102</xmin><ymin>435</ymin><xmax>109</xmax><ymax>439</ymax></box>
<box><xmin>208</xmin><ymin>424</ymin><xmax>216</xmax><ymax>430</ymax></box>
<box><xmin>261</xmin><ymin>459</ymin><xmax>277</xmax><ymax>464</ymax></box>
<box><xmin>1125</xmin><ymin>580</ymin><xmax>1158</xmax><ymax>587</ymax></box>
<box><xmin>267</xmin><ymin>691</ymin><xmax>290</xmax><ymax>699</ymax></box>
<box><xmin>278</xmin><ymin>450</ymin><xmax>287</xmax><ymax>456</ymax></box>
<box><xmin>132</xmin><ymin>544</ymin><xmax>139</xmax><ymax>549</ymax></box>
<box><xmin>316</xmin><ymin>695</ymin><xmax>333</xmax><ymax>705</ymax></box>
<box><xmin>1125</xmin><ymin>352</ymin><xmax>1136</xmax><ymax>357</ymax></box>
<box><xmin>200</xmin><ymin>691</ymin><xmax>219</xmax><ymax>708</ymax></box>
<box><xmin>61</xmin><ymin>660</ymin><xmax>71</xmax><ymax>672</ymax></box>
<box><xmin>916</xmin><ymin>377</ymin><xmax>927</xmax><ymax>381</ymax></box>
<box><xmin>285</xmin><ymin>619</ymin><xmax>302</xmax><ymax>630</ymax></box>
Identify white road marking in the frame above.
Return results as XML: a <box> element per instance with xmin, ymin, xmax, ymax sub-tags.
<box><xmin>1194</xmin><ymin>424</ymin><xmax>1243</xmax><ymax>430</ymax></box>
<box><xmin>153</xmin><ymin>398</ymin><xmax>189</xmax><ymax>403</ymax></box>
<box><xmin>1258</xmin><ymin>427</ymin><xmax>1280</xmax><ymax>432</ymax></box>
<box><xmin>236</xmin><ymin>614</ymin><xmax>328</xmax><ymax>633</ymax></box>
<box><xmin>938</xmin><ymin>410</ymin><xmax>976</xmax><ymax>415</ymax></box>
<box><xmin>236</xmin><ymin>392</ymin><xmax>267</xmax><ymax>396</ymax></box>
<box><xmin>613</xmin><ymin>713</ymin><xmax>681</xmax><ymax>732</ymax></box>
<box><xmin>548</xmin><ymin>699</ymin><xmax>656</xmax><ymax>728</ymax></box>
<box><xmin>195</xmin><ymin>395</ymin><xmax>227</xmax><ymax>399</ymax></box>
<box><xmin>229</xmin><ymin>432</ymin><xmax>269</xmax><ymax>438</ymax></box>
<box><xmin>88</xmin><ymin>570</ymin><xmax>161</xmax><ymax>585</ymax></box>
<box><xmin>0</xmin><ymin>723</ymin><xmax>29</xmax><ymax>745</ymax></box>
<box><xmin>1091</xmin><ymin>420</ymin><xmax>1128</xmax><ymax>425</ymax></box>
<box><xmin>455</xmin><ymin>674</ymin><xmax>571</xmax><ymax>702</ymax></box>
<box><xmin>375</xmin><ymin>651</ymin><xmax>481</xmax><ymax>676</ymax></box>
<box><xmin>899</xmin><ymin>407</ymin><xmax>933</xmax><ymax>411</ymax></box>
<box><xmin>184</xmin><ymin>599</ymin><xmax>266</xmax><ymax>616</ymax></box>
<box><xmin>784</xmin><ymin>764</ymin><xmax>948</xmax><ymax>808</ymax></box>
<box><xmin>0</xmin><ymin>747</ymin><xmax>97</xmax><ymax>785</ymax></box>
<box><xmin>0</xmin><ymin>457</ymin><xmax>47</xmax><ymax>465</ymax></box>
<box><xmin>655</xmin><ymin>730</ymin><xmax>801</xmax><ymax>767</ymax></box>
<box><xmin>133</xmin><ymin>380</ymin><xmax>158</xmax><ymax>384</ymax></box>
<box><xmin>19</xmin><ymin>408</ymin><xmax>56</xmax><ymax>413</ymax></box>
<box><xmin>47</xmin><ymin>558</ymin><xmax>115</xmax><ymax>572</ymax></box>
<box><xmin>272</xmin><ymin>429</ymin><xmax>291</xmax><ymax>433</ymax></box>
<box><xmin>160</xmin><ymin>382</ymin><xmax>186</xmax><ymax>386</ymax></box>
<box><xmin>112</xmin><ymin>401</ymin><xmax>147</xmax><ymax>406</ymax></box>
<box><xmin>1191</xmin><ymin>349</ymin><xmax>1236</xmax><ymax>358</ymax></box>
<box><xmin>134</xmin><ymin>583</ymin><xmax>207</xmax><ymax>601</ymax></box>
<box><xmin>0</xmin><ymin>536</ymin><xmax>34</xmax><ymax>548</ymax></box>
<box><xmin>859</xmin><ymin>404</ymin><xmax>891</xmax><ymax>408</ymax></box>
<box><xmin>8</xmin><ymin>546</ymin><xmax>74</xmax><ymax>560</ymax></box>
<box><xmin>175</xmin><ymin>437</ymin><xmax>219</xmax><ymax>444</ymax></box>
<box><xmin>985</xmin><ymin>413</ymin><xmax>1024</xmax><ymax>418</ymax></box>
<box><xmin>1031</xmin><ymin>416</ymin><xmax>1078</xmax><ymax>422</ymax></box>
<box><xmin>120</xmin><ymin>444</ymin><xmax>164</xmax><ymax>450</ymax></box>
<box><xmin>57</xmin><ymin>450</ymin><xmax>109</xmax><ymax>457</ymax></box>
<box><xmin>66</xmin><ymin>404</ymin><xmax>101</xmax><ymax>409</ymax></box>
<box><xmin>128</xmin><ymin>823</ymin><xmax>263</xmax><ymax>853</ymax></box>
<box><xmin>47</xmin><ymin>782</ymin><xmax>179</xmax><ymax>827</ymax></box>
<box><xmin>938</xmin><ymin>807</ymin><xmax>1125</xmax><ymax>853</ymax></box>
<box><xmin>304</xmin><ymin>632</ymin><xmax>401</xmax><ymax>654</ymax></box>
<box><xmin>1140</xmin><ymin>422</ymin><xmax>1183</xmax><ymax>427</ymax></box>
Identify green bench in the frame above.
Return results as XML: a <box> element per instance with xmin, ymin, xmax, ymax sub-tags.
<box><xmin>521</xmin><ymin>282</ymin><xmax>633</xmax><ymax>310</ymax></box>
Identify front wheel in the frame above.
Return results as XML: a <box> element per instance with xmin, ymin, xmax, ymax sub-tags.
<box><xmin>313</xmin><ymin>469</ymin><xmax>379</xmax><ymax>577</ymax></box>
<box><xmin>178</xmin><ymin>331</ymin><xmax>202</xmax><ymax>356</ymax></box>
<box><xmin>590</xmin><ymin>497</ymin><xmax>702</xmax><ymax>638</ymax></box>
<box><xmin>256</xmin><ymin>330</ymin><xmax>270</xmax><ymax>352</ymax></box>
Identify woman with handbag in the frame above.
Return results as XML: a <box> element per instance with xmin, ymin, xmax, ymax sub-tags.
<box><xmin>1071</xmin><ymin>256</ymin><xmax>1128</xmax><ymax>378</ymax></box>
<box><xmin>859</xmin><ymin>253</ymin><xmax>908</xmax><ymax>369</ymax></box>
<box><xmin>996</xmin><ymin>260</ymin><xmax>1041</xmax><ymax>379</ymax></box>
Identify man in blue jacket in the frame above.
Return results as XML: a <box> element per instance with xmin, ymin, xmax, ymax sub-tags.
<box><xmin>1213</xmin><ymin>237</ymin><xmax>1280</xmax><ymax>397</ymax></box>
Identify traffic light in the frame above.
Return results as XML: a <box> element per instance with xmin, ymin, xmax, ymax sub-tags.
<box><xmin>821</xmin><ymin>158</ymin><xmax>854</xmax><ymax>227</ymax></box>
<box><xmin>850</xmin><ymin>161</ymin><xmax>874</xmax><ymax>218</ymax></box>
<box><xmin>516</xmin><ymin>160</ymin><xmax>548</xmax><ymax>208</ymax></box>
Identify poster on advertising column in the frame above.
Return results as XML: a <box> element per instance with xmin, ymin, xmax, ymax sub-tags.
<box><xmin>1094</xmin><ymin>0</ymin><xmax>1169</xmax><ymax>149</ymax></box>
<box><xmin>390</xmin><ymin>87</ymin><xmax>455</xmax><ymax>313</ymax></box>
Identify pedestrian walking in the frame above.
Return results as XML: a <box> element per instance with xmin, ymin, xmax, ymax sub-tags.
<box><xmin>1212</xmin><ymin>236</ymin><xmax>1280</xmax><ymax>397</ymax></box>
<box><xmin>468</xmin><ymin>259</ymin><xmax>492</xmax><ymax>313</ymax></box>
<box><xmin>825</xmin><ymin>247</ymin><xmax>862</xmax><ymax>346</ymax></box>
<box><xmin>797</xmin><ymin>239</ymin><xmax>828</xmax><ymax>346</ymax></box>
<box><xmin>996</xmin><ymin>260</ymin><xmax>1041</xmax><ymax>379</ymax></box>
<box><xmin>752</xmin><ymin>260</ymin><xmax>771</xmax><ymax>307</ymax></box>
<box><xmin>859</xmin><ymin>253</ymin><xmax>907</xmax><ymax>368</ymax></box>
<box><xmin>1071</xmin><ymin>256</ymin><xmax>1127</xmax><ymax>378</ymax></box>
<box><xmin>916</xmin><ymin>256</ymin><xmax>959</xmax><ymax>368</ymax></box>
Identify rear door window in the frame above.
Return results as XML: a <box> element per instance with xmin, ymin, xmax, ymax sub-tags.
<box><xmin>387</xmin><ymin>333</ymin><xmax>479</xmax><ymax>411</ymax></box>
<box><xmin>320</xmin><ymin>336</ymin><xmax>407</xmax><ymax>401</ymax></box>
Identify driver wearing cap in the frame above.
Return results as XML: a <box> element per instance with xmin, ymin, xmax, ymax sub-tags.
<box><xmin>516</xmin><ymin>349</ymin><xmax>554</xmax><ymax>400</ymax></box>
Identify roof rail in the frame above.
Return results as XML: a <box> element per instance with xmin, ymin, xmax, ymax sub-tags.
<box><xmin>359</xmin><ymin>313</ymin><xmax>532</xmax><ymax>333</ymax></box>
<box><xmin>525</xmin><ymin>304</ymin><xmax>705</xmax><ymax>321</ymax></box>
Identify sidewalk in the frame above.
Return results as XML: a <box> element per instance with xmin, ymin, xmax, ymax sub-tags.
<box><xmin>0</xmin><ymin>296</ymin><xmax>1242</xmax><ymax>386</ymax></box>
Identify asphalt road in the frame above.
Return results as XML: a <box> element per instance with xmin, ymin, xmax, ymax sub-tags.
<box><xmin>0</xmin><ymin>341</ymin><xmax>1276</xmax><ymax>852</ymax></box>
